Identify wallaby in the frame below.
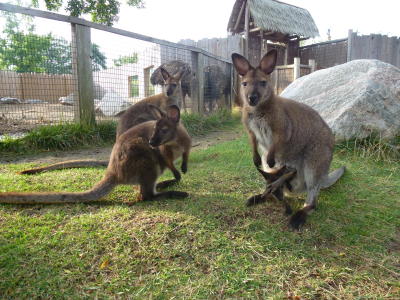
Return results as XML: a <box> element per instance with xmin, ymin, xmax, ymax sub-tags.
<box><xmin>20</xmin><ymin>67</ymin><xmax>187</xmax><ymax>179</ymax></box>
<box><xmin>232</xmin><ymin>50</ymin><xmax>346</xmax><ymax>229</ymax></box>
<box><xmin>0</xmin><ymin>106</ymin><xmax>190</xmax><ymax>204</ymax></box>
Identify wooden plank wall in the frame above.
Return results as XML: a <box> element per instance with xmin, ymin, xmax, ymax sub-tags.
<box><xmin>348</xmin><ymin>31</ymin><xmax>400</xmax><ymax>67</ymax></box>
<box><xmin>0</xmin><ymin>71</ymin><xmax>74</xmax><ymax>103</ymax></box>
<box><xmin>299</xmin><ymin>39</ymin><xmax>348</xmax><ymax>70</ymax></box>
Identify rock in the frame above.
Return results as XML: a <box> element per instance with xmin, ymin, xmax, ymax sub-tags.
<box><xmin>0</xmin><ymin>97</ymin><xmax>21</xmax><ymax>104</ymax></box>
<box><xmin>281</xmin><ymin>59</ymin><xmax>400</xmax><ymax>141</ymax></box>
<box><xmin>58</xmin><ymin>84</ymin><xmax>106</xmax><ymax>106</ymax></box>
<box><xmin>95</xmin><ymin>91</ymin><xmax>131</xmax><ymax>116</ymax></box>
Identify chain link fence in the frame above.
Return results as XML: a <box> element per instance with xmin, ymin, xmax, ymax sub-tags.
<box><xmin>0</xmin><ymin>3</ymin><xmax>233</xmax><ymax>135</ymax></box>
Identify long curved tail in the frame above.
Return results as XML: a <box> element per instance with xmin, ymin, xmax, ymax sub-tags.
<box><xmin>0</xmin><ymin>175</ymin><xmax>116</xmax><ymax>204</ymax></box>
<box><xmin>19</xmin><ymin>160</ymin><xmax>109</xmax><ymax>175</ymax></box>
<box><xmin>321</xmin><ymin>166</ymin><xmax>346</xmax><ymax>189</ymax></box>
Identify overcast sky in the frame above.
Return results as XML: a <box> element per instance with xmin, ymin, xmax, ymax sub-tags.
<box><xmin>22</xmin><ymin>0</ymin><xmax>400</xmax><ymax>43</ymax></box>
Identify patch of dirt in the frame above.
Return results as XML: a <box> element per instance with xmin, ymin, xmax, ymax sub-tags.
<box><xmin>1</xmin><ymin>128</ymin><xmax>244</xmax><ymax>165</ymax></box>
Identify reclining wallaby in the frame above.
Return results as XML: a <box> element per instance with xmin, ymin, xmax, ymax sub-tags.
<box><xmin>20</xmin><ymin>68</ymin><xmax>187</xmax><ymax>178</ymax></box>
<box><xmin>0</xmin><ymin>106</ymin><xmax>189</xmax><ymax>204</ymax></box>
<box><xmin>232</xmin><ymin>50</ymin><xmax>345</xmax><ymax>229</ymax></box>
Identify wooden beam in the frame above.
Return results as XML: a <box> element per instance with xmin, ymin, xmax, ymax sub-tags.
<box><xmin>233</xmin><ymin>0</ymin><xmax>246</xmax><ymax>32</ymax></box>
<box><xmin>71</xmin><ymin>24</ymin><xmax>95</xmax><ymax>126</ymax></box>
<box><xmin>244</xmin><ymin>0</ymin><xmax>250</xmax><ymax>57</ymax></box>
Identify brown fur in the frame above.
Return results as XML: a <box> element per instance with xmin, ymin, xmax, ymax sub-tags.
<box><xmin>232</xmin><ymin>50</ymin><xmax>345</xmax><ymax>229</ymax></box>
<box><xmin>20</xmin><ymin>68</ymin><xmax>188</xmax><ymax>178</ymax></box>
<box><xmin>0</xmin><ymin>106</ymin><xmax>190</xmax><ymax>204</ymax></box>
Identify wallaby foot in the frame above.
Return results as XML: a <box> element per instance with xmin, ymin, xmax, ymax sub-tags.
<box><xmin>173</xmin><ymin>170</ymin><xmax>181</xmax><ymax>181</ymax></box>
<box><xmin>156</xmin><ymin>179</ymin><xmax>178</xmax><ymax>189</ymax></box>
<box><xmin>246</xmin><ymin>193</ymin><xmax>267</xmax><ymax>207</ymax></box>
<box><xmin>289</xmin><ymin>210</ymin><xmax>308</xmax><ymax>230</ymax></box>
<box><xmin>151</xmin><ymin>191</ymin><xmax>189</xmax><ymax>200</ymax></box>
<box><xmin>181</xmin><ymin>161</ymin><xmax>187</xmax><ymax>173</ymax></box>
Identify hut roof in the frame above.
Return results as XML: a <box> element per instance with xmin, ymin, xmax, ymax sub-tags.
<box><xmin>227</xmin><ymin>0</ymin><xmax>319</xmax><ymax>38</ymax></box>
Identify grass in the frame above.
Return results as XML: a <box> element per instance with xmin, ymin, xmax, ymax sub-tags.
<box><xmin>0</xmin><ymin>126</ymin><xmax>399</xmax><ymax>298</ymax></box>
<box><xmin>0</xmin><ymin>109</ymin><xmax>239</xmax><ymax>156</ymax></box>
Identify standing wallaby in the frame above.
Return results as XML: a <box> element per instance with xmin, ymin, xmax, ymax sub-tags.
<box><xmin>232</xmin><ymin>50</ymin><xmax>345</xmax><ymax>229</ymax></box>
<box><xmin>0</xmin><ymin>106</ymin><xmax>189</xmax><ymax>204</ymax></box>
<box><xmin>20</xmin><ymin>67</ymin><xmax>187</xmax><ymax>179</ymax></box>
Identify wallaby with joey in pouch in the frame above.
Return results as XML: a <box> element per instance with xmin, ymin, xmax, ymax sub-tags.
<box><xmin>20</xmin><ymin>67</ymin><xmax>189</xmax><ymax>182</ymax></box>
<box><xmin>0</xmin><ymin>105</ymin><xmax>190</xmax><ymax>204</ymax></box>
<box><xmin>232</xmin><ymin>50</ymin><xmax>345</xmax><ymax>229</ymax></box>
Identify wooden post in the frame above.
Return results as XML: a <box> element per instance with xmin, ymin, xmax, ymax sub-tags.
<box><xmin>283</xmin><ymin>45</ymin><xmax>288</xmax><ymax>65</ymax></box>
<box><xmin>309</xmin><ymin>59</ymin><xmax>316</xmax><ymax>73</ymax></box>
<box><xmin>71</xmin><ymin>23</ymin><xmax>95</xmax><ymax>126</ymax></box>
<box><xmin>244</xmin><ymin>0</ymin><xmax>250</xmax><ymax>57</ymax></box>
<box><xmin>190</xmin><ymin>51</ymin><xmax>205</xmax><ymax>114</ymax></box>
<box><xmin>347</xmin><ymin>29</ymin><xmax>355</xmax><ymax>62</ymax></box>
<box><xmin>293</xmin><ymin>57</ymin><xmax>300</xmax><ymax>80</ymax></box>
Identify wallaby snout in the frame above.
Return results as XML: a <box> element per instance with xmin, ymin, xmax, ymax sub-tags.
<box><xmin>249</xmin><ymin>93</ymin><xmax>260</xmax><ymax>106</ymax></box>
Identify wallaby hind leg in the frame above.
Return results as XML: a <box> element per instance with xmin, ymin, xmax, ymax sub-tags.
<box><xmin>289</xmin><ymin>185</ymin><xmax>319</xmax><ymax>229</ymax></box>
<box><xmin>164</xmin><ymin>148</ymin><xmax>181</xmax><ymax>181</ymax></box>
<box><xmin>156</xmin><ymin>179</ymin><xmax>179</xmax><ymax>189</ymax></box>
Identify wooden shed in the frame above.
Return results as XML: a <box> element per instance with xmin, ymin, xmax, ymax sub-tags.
<box><xmin>227</xmin><ymin>0</ymin><xmax>319</xmax><ymax>66</ymax></box>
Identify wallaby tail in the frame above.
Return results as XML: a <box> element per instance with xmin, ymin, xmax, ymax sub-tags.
<box><xmin>0</xmin><ymin>175</ymin><xmax>116</xmax><ymax>204</ymax></box>
<box><xmin>19</xmin><ymin>160</ymin><xmax>109</xmax><ymax>175</ymax></box>
<box><xmin>321</xmin><ymin>166</ymin><xmax>346</xmax><ymax>189</ymax></box>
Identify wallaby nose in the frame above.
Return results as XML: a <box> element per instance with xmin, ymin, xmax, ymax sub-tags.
<box><xmin>149</xmin><ymin>138</ymin><xmax>158</xmax><ymax>147</ymax></box>
<box><xmin>249</xmin><ymin>94</ymin><xmax>259</xmax><ymax>106</ymax></box>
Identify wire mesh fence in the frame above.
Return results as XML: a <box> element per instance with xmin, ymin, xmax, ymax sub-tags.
<box><xmin>0</xmin><ymin>4</ymin><xmax>233</xmax><ymax>135</ymax></box>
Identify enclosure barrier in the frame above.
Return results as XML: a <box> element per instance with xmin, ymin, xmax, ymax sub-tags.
<box><xmin>0</xmin><ymin>3</ymin><xmax>233</xmax><ymax>134</ymax></box>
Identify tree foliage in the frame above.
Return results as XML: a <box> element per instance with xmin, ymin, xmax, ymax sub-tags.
<box><xmin>0</xmin><ymin>14</ymin><xmax>107</xmax><ymax>74</ymax></box>
<box><xmin>113</xmin><ymin>53</ymin><xmax>138</xmax><ymax>67</ymax></box>
<box><xmin>32</xmin><ymin>0</ymin><xmax>145</xmax><ymax>26</ymax></box>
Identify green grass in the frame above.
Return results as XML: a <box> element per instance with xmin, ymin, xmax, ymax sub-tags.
<box><xmin>0</xmin><ymin>131</ymin><xmax>399</xmax><ymax>298</ymax></box>
<box><xmin>0</xmin><ymin>109</ymin><xmax>239</xmax><ymax>156</ymax></box>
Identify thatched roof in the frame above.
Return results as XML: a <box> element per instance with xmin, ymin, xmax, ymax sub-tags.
<box><xmin>227</xmin><ymin>0</ymin><xmax>319</xmax><ymax>39</ymax></box>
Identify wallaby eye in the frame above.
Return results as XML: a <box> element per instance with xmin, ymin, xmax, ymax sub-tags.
<box><xmin>242</xmin><ymin>82</ymin><xmax>248</xmax><ymax>87</ymax></box>
<box><xmin>259</xmin><ymin>81</ymin><xmax>267</xmax><ymax>87</ymax></box>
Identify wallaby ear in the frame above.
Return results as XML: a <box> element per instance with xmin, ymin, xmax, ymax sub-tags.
<box><xmin>167</xmin><ymin>105</ymin><xmax>180</xmax><ymax>123</ymax></box>
<box><xmin>259</xmin><ymin>49</ymin><xmax>277</xmax><ymax>74</ymax></box>
<box><xmin>231</xmin><ymin>53</ymin><xmax>251</xmax><ymax>76</ymax></box>
<box><xmin>147</xmin><ymin>104</ymin><xmax>165</xmax><ymax>120</ymax></box>
<box><xmin>174</xmin><ymin>69</ymin><xmax>185</xmax><ymax>81</ymax></box>
<box><xmin>160</xmin><ymin>67</ymin><xmax>171</xmax><ymax>82</ymax></box>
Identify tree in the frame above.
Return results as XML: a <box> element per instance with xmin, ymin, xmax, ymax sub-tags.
<box><xmin>31</xmin><ymin>0</ymin><xmax>145</xmax><ymax>26</ymax></box>
<box><xmin>113</xmin><ymin>53</ymin><xmax>138</xmax><ymax>67</ymax></box>
<box><xmin>0</xmin><ymin>32</ymin><xmax>107</xmax><ymax>74</ymax></box>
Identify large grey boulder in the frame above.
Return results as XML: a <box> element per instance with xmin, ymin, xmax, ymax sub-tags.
<box><xmin>281</xmin><ymin>59</ymin><xmax>400</xmax><ymax>141</ymax></box>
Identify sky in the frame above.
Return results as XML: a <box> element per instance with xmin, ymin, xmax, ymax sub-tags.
<box><xmin>4</xmin><ymin>0</ymin><xmax>398</xmax><ymax>43</ymax></box>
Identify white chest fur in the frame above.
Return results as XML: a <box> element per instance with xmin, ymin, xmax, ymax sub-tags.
<box><xmin>248</xmin><ymin>118</ymin><xmax>273</xmax><ymax>153</ymax></box>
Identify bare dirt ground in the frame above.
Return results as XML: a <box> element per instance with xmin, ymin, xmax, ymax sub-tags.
<box><xmin>1</xmin><ymin>128</ymin><xmax>244</xmax><ymax>165</ymax></box>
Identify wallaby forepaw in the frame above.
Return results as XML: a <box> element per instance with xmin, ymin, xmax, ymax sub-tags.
<box><xmin>289</xmin><ymin>210</ymin><xmax>308</xmax><ymax>230</ymax></box>
<box><xmin>246</xmin><ymin>194</ymin><xmax>266</xmax><ymax>207</ymax></box>
<box><xmin>267</xmin><ymin>156</ymin><xmax>275</xmax><ymax>168</ymax></box>
<box><xmin>173</xmin><ymin>170</ymin><xmax>181</xmax><ymax>181</ymax></box>
<box><xmin>253</xmin><ymin>155</ymin><xmax>262</xmax><ymax>168</ymax></box>
<box><xmin>284</xmin><ymin>205</ymin><xmax>293</xmax><ymax>216</ymax></box>
<box><xmin>181</xmin><ymin>163</ymin><xmax>187</xmax><ymax>174</ymax></box>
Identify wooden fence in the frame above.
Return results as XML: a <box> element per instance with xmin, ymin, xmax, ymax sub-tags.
<box><xmin>0</xmin><ymin>71</ymin><xmax>74</xmax><ymax>103</ymax></box>
<box><xmin>270</xmin><ymin>58</ymin><xmax>315</xmax><ymax>95</ymax></box>
<box><xmin>298</xmin><ymin>31</ymin><xmax>400</xmax><ymax>70</ymax></box>
<box><xmin>348</xmin><ymin>30</ymin><xmax>400</xmax><ymax>67</ymax></box>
